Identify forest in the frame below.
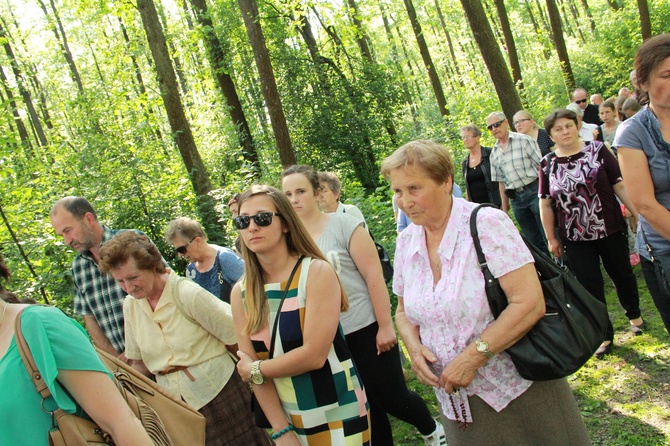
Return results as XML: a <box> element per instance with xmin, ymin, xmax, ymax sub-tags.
<box><xmin>1</xmin><ymin>0</ymin><xmax>668</xmax><ymax>306</ymax></box>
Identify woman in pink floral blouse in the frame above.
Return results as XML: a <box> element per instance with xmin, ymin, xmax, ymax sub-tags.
<box><xmin>381</xmin><ymin>140</ymin><xmax>590</xmax><ymax>445</ymax></box>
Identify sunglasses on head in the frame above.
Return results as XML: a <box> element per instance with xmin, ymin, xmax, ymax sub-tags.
<box><xmin>487</xmin><ymin>120</ymin><xmax>505</xmax><ymax>130</ymax></box>
<box><xmin>233</xmin><ymin>212</ymin><xmax>281</xmax><ymax>230</ymax></box>
<box><xmin>575</xmin><ymin>98</ymin><xmax>587</xmax><ymax>104</ymax></box>
<box><xmin>175</xmin><ymin>237</ymin><xmax>196</xmax><ymax>255</ymax></box>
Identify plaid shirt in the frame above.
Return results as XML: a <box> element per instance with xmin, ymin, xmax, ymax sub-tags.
<box><xmin>72</xmin><ymin>226</ymin><xmax>139</xmax><ymax>352</ymax></box>
<box><xmin>490</xmin><ymin>131</ymin><xmax>542</xmax><ymax>189</ymax></box>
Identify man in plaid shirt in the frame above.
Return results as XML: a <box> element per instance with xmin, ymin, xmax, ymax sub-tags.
<box><xmin>486</xmin><ymin>112</ymin><xmax>549</xmax><ymax>255</ymax></box>
<box><xmin>50</xmin><ymin>196</ymin><xmax>152</xmax><ymax>358</ymax></box>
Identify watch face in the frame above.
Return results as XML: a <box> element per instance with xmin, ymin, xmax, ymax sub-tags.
<box><xmin>251</xmin><ymin>374</ymin><xmax>264</xmax><ymax>385</ymax></box>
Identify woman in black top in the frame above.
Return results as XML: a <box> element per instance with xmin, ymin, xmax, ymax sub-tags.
<box><xmin>460</xmin><ymin>124</ymin><xmax>502</xmax><ymax>207</ymax></box>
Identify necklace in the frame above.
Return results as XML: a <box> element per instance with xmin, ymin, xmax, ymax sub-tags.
<box><xmin>0</xmin><ymin>302</ymin><xmax>8</xmax><ymax>330</ymax></box>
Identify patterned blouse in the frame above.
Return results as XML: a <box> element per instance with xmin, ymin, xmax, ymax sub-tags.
<box><xmin>538</xmin><ymin>141</ymin><xmax>626</xmax><ymax>241</ymax></box>
<box><xmin>393</xmin><ymin>198</ymin><xmax>533</xmax><ymax>422</ymax></box>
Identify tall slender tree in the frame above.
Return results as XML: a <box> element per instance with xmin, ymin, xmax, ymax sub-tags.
<box><xmin>403</xmin><ymin>0</ymin><xmax>449</xmax><ymax>117</ymax></box>
<box><xmin>237</xmin><ymin>0</ymin><xmax>295</xmax><ymax>167</ymax></box>
<box><xmin>637</xmin><ymin>0</ymin><xmax>652</xmax><ymax>41</ymax></box>
<box><xmin>459</xmin><ymin>0</ymin><xmax>522</xmax><ymax>120</ymax></box>
<box><xmin>493</xmin><ymin>0</ymin><xmax>523</xmax><ymax>92</ymax></box>
<box><xmin>136</xmin><ymin>0</ymin><xmax>224</xmax><ymax>241</ymax></box>
<box><xmin>546</xmin><ymin>0</ymin><xmax>576</xmax><ymax>94</ymax></box>
<box><xmin>188</xmin><ymin>0</ymin><xmax>260</xmax><ymax>176</ymax></box>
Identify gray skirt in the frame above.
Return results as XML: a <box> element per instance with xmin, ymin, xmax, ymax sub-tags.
<box><xmin>199</xmin><ymin>371</ymin><xmax>273</xmax><ymax>446</ymax></box>
<box><xmin>440</xmin><ymin>379</ymin><xmax>591</xmax><ymax>446</ymax></box>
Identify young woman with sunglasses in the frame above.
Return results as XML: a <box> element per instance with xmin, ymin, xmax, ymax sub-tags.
<box><xmin>164</xmin><ymin>217</ymin><xmax>244</xmax><ymax>303</ymax></box>
<box><xmin>281</xmin><ymin>166</ymin><xmax>446</xmax><ymax>446</ymax></box>
<box><xmin>231</xmin><ymin>185</ymin><xmax>370</xmax><ymax>445</ymax></box>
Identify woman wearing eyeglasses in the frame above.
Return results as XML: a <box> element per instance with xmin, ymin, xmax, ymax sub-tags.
<box><xmin>512</xmin><ymin>110</ymin><xmax>555</xmax><ymax>156</ymax></box>
<box><xmin>99</xmin><ymin>231</ymin><xmax>271</xmax><ymax>446</ymax></box>
<box><xmin>460</xmin><ymin>124</ymin><xmax>501</xmax><ymax>208</ymax></box>
<box><xmin>280</xmin><ymin>165</ymin><xmax>446</xmax><ymax>445</ymax></box>
<box><xmin>165</xmin><ymin>217</ymin><xmax>244</xmax><ymax>304</ymax></box>
<box><xmin>231</xmin><ymin>185</ymin><xmax>370</xmax><ymax>445</ymax></box>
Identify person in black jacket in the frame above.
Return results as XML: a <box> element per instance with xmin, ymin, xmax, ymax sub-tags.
<box><xmin>460</xmin><ymin>125</ymin><xmax>502</xmax><ymax>208</ymax></box>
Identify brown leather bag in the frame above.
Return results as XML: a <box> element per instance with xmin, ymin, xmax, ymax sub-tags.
<box><xmin>14</xmin><ymin>309</ymin><xmax>206</xmax><ymax>446</ymax></box>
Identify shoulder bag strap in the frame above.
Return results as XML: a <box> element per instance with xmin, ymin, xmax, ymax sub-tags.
<box><xmin>469</xmin><ymin>204</ymin><xmax>507</xmax><ymax>318</ymax></box>
<box><xmin>171</xmin><ymin>274</ymin><xmax>198</xmax><ymax>325</ymax></box>
<box><xmin>268</xmin><ymin>255</ymin><xmax>305</xmax><ymax>359</ymax></box>
<box><xmin>14</xmin><ymin>309</ymin><xmax>52</xmax><ymax>398</ymax></box>
<box><xmin>639</xmin><ymin>225</ymin><xmax>657</xmax><ymax>263</ymax></box>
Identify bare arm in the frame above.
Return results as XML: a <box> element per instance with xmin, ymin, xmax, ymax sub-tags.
<box><xmin>612</xmin><ymin>181</ymin><xmax>638</xmax><ymax>219</ymax></box>
<box><xmin>235</xmin><ymin>260</ymin><xmax>342</xmax><ymax>379</ymax></box>
<box><xmin>58</xmin><ymin>369</ymin><xmax>153</xmax><ymax>445</ymax></box>
<box><xmin>83</xmin><ymin>315</ymin><xmax>120</xmax><ymax>357</ymax></box>
<box><xmin>619</xmin><ymin>147</ymin><xmax>670</xmax><ymax>239</ymax></box>
<box><xmin>439</xmin><ymin>263</ymin><xmax>544</xmax><ymax>393</ymax></box>
<box><xmin>395</xmin><ymin>296</ymin><xmax>440</xmax><ymax>388</ymax></box>
<box><xmin>231</xmin><ymin>283</ymin><xmax>301</xmax><ymax>444</ymax></box>
<box><xmin>540</xmin><ymin>198</ymin><xmax>562</xmax><ymax>258</ymax></box>
<box><xmin>348</xmin><ymin>226</ymin><xmax>397</xmax><ymax>354</ymax></box>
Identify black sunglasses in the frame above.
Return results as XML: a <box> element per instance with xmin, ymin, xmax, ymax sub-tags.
<box><xmin>175</xmin><ymin>237</ymin><xmax>196</xmax><ymax>255</ymax></box>
<box><xmin>487</xmin><ymin>120</ymin><xmax>505</xmax><ymax>130</ymax></box>
<box><xmin>575</xmin><ymin>99</ymin><xmax>587</xmax><ymax>104</ymax></box>
<box><xmin>233</xmin><ymin>212</ymin><xmax>281</xmax><ymax>230</ymax></box>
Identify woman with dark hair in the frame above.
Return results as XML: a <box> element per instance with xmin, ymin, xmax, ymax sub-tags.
<box><xmin>99</xmin><ymin>231</ymin><xmax>270</xmax><ymax>446</ymax></box>
<box><xmin>539</xmin><ymin>109</ymin><xmax>645</xmax><ymax>358</ymax></box>
<box><xmin>281</xmin><ymin>165</ymin><xmax>446</xmax><ymax>445</ymax></box>
<box><xmin>615</xmin><ymin>33</ymin><xmax>670</xmax><ymax>335</ymax></box>
<box><xmin>231</xmin><ymin>185</ymin><xmax>370</xmax><ymax>445</ymax></box>
<box><xmin>164</xmin><ymin>217</ymin><xmax>244</xmax><ymax>303</ymax></box>
<box><xmin>460</xmin><ymin>125</ymin><xmax>501</xmax><ymax>207</ymax></box>
<box><xmin>0</xmin><ymin>254</ymin><xmax>154</xmax><ymax>445</ymax></box>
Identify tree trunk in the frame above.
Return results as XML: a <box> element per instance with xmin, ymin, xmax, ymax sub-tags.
<box><xmin>117</xmin><ymin>17</ymin><xmax>163</xmax><ymax>142</ymax></box>
<box><xmin>155</xmin><ymin>1</ymin><xmax>190</xmax><ymax>96</ymax></box>
<box><xmin>434</xmin><ymin>0</ymin><xmax>464</xmax><ymax>88</ymax></box>
<box><xmin>379</xmin><ymin>2</ymin><xmax>419</xmax><ymax>130</ymax></box>
<box><xmin>403</xmin><ymin>0</ymin><xmax>449</xmax><ymax>117</ymax></box>
<box><xmin>0</xmin><ymin>65</ymin><xmax>32</xmax><ymax>151</ymax></box>
<box><xmin>188</xmin><ymin>0</ymin><xmax>260</xmax><ymax>177</ymax></box>
<box><xmin>546</xmin><ymin>0</ymin><xmax>576</xmax><ymax>94</ymax></box>
<box><xmin>346</xmin><ymin>0</ymin><xmax>374</xmax><ymax>64</ymax></box>
<box><xmin>237</xmin><ymin>0</ymin><xmax>295</xmax><ymax>167</ymax></box>
<box><xmin>493</xmin><ymin>0</ymin><xmax>523</xmax><ymax>91</ymax></box>
<box><xmin>35</xmin><ymin>0</ymin><xmax>84</xmax><ymax>93</ymax></box>
<box><xmin>459</xmin><ymin>0</ymin><xmax>522</xmax><ymax>122</ymax></box>
<box><xmin>0</xmin><ymin>202</ymin><xmax>50</xmax><ymax>303</ymax></box>
<box><xmin>136</xmin><ymin>0</ymin><xmax>224</xmax><ymax>241</ymax></box>
<box><xmin>606</xmin><ymin>0</ymin><xmax>623</xmax><ymax>10</ymax></box>
<box><xmin>0</xmin><ymin>23</ymin><xmax>48</xmax><ymax>148</ymax></box>
<box><xmin>579</xmin><ymin>0</ymin><xmax>596</xmax><ymax>33</ymax></box>
<box><xmin>637</xmin><ymin>0</ymin><xmax>652</xmax><ymax>41</ymax></box>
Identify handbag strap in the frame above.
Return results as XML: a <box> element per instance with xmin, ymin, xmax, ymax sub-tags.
<box><xmin>469</xmin><ymin>203</ymin><xmax>506</xmax><ymax>317</ymax></box>
<box><xmin>269</xmin><ymin>256</ymin><xmax>305</xmax><ymax>359</ymax></box>
<box><xmin>215</xmin><ymin>250</ymin><xmax>225</xmax><ymax>285</ymax></box>
<box><xmin>14</xmin><ymin>309</ymin><xmax>67</xmax><ymax>420</ymax></box>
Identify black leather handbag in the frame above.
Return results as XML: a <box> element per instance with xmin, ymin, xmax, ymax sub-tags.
<box><xmin>470</xmin><ymin>204</ymin><xmax>609</xmax><ymax>381</ymax></box>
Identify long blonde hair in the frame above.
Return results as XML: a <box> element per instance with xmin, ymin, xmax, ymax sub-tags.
<box><xmin>238</xmin><ymin>185</ymin><xmax>348</xmax><ymax>335</ymax></box>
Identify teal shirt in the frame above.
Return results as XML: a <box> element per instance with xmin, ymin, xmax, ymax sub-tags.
<box><xmin>0</xmin><ymin>306</ymin><xmax>110</xmax><ymax>446</ymax></box>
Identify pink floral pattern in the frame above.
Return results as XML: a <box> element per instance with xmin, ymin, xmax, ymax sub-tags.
<box><xmin>393</xmin><ymin>198</ymin><xmax>534</xmax><ymax>421</ymax></box>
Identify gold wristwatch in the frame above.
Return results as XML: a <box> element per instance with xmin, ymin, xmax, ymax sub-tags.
<box><xmin>250</xmin><ymin>360</ymin><xmax>266</xmax><ymax>385</ymax></box>
<box><xmin>475</xmin><ymin>338</ymin><xmax>494</xmax><ymax>358</ymax></box>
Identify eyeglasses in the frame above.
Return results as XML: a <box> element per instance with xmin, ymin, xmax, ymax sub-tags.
<box><xmin>175</xmin><ymin>237</ymin><xmax>196</xmax><ymax>255</ymax></box>
<box><xmin>233</xmin><ymin>212</ymin><xmax>281</xmax><ymax>230</ymax></box>
<box><xmin>461</xmin><ymin>135</ymin><xmax>477</xmax><ymax>140</ymax></box>
<box><xmin>575</xmin><ymin>99</ymin><xmax>587</xmax><ymax>104</ymax></box>
<box><xmin>512</xmin><ymin>118</ymin><xmax>530</xmax><ymax>126</ymax></box>
<box><xmin>487</xmin><ymin>120</ymin><xmax>505</xmax><ymax>130</ymax></box>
